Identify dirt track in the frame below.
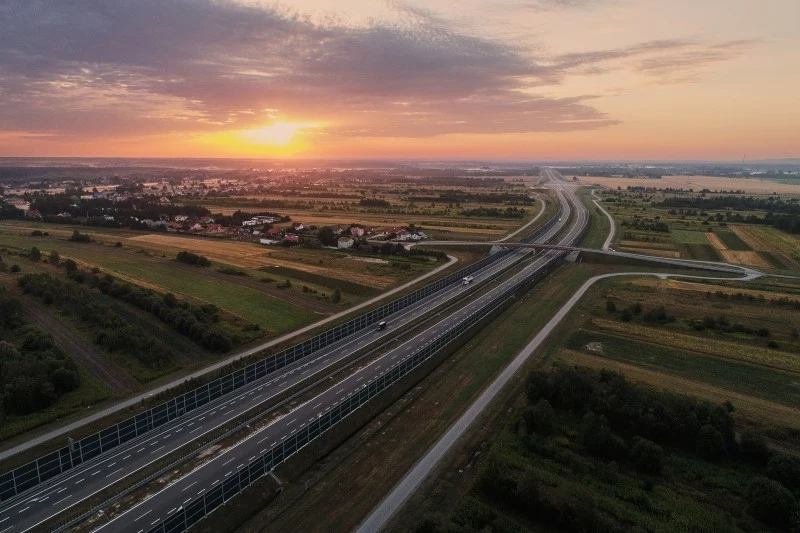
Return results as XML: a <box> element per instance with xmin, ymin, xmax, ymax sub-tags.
<box><xmin>21</xmin><ymin>298</ymin><xmax>136</xmax><ymax>394</ymax></box>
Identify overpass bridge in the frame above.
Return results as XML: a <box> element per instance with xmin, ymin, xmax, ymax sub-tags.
<box><xmin>415</xmin><ymin>240</ymin><xmax>762</xmax><ymax>279</ymax></box>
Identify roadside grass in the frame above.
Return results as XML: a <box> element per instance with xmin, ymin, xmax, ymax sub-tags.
<box><xmin>577</xmin><ymin>188</ymin><xmax>611</xmax><ymax>249</ymax></box>
<box><xmin>565</xmin><ymin>329</ymin><xmax>800</xmax><ymax>407</ymax></box>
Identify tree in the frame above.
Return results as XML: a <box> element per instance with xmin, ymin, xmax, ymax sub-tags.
<box><xmin>48</xmin><ymin>250</ymin><xmax>60</xmax><ymax>266</ymax></box>
<box><xmin>9</xmin><ymin>264</ymin><xmax>20</xmax><ymax>273</ymax></box>
<box><xmin>746</xmin><ymin>476</ymin><xmax>796</xmax><ymax>528</ymax></box>
<box><xmin>605</xmin><ymin>299</ymin><xmax>616</xmax><ymax>313</ymax></box>
<box><xmin>739</xmin><ymin>430</ymin><xmax>770</xmax><ymax>465</ymax></box>
<box><xmin>318</xmin><ymin>227</ymin><xmax>337</xmax><ymax>247</ymax></box>
<box><xmin>163</xmin><ymin>293</ymin><xmax>178</xmax><ymax>308</ymax></box>
<box><xmin>524</xmin><ymin>399</ymin><xmax>556</xmax><ymax>435</ymax></box>
<box><xmin>620</xmin><ymin>308</ymin><xmax>633</xmax><ymax>322</ymax></box>
<box><xmin>332</xmin><ymin>288</ymin><xmax>342</xmax><ymax>303</ymax></box>
<box><xmin>696</xmin><ymin>424</ymin><xmax>727</xmax><ymax>461</ymax></box>
<box><xmin>63</xmin><ymin>259</ymin><xmax>78</xmax><ymax>273</ymax></box>
<box><xmin>630</xmin><ymin>437</ymin><xmax>663</xmax><ymax>475</ymax></box>
<box><xmin>30</xmin><ymin>246</ymin><xmax>41</xmax><ymax>262</ymax></box>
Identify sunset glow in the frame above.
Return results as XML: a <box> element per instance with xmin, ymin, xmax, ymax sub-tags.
<box><xmin>0</xmin><ymin>0</ymin><xmax>797</xmax><ymax>159</ymax></box>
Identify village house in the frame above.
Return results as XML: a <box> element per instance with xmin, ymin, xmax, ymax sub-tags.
<box><xmin>337</xmin><ymin>236</ymin><xmax>355</xmax><ymax>249</ymax></box>
<box><xmin>25</xmin><ymin>209</ymin><xmax>42</xmax><ymax>219</ymax></box>
<box><xmin>283</xmin><ymin>234</ymin><xmax>300</xmax><ymax>245</ymax></box>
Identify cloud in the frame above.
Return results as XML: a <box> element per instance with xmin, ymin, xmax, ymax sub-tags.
<box><xmin>0</xmin><ymin>0</ymin><xmax>757</xmax><ymax>144</ymax></box>
<box><xmin>550</xmin><ymin>39</ymin><xmax>759</xmax><ymax>82</ymax></box>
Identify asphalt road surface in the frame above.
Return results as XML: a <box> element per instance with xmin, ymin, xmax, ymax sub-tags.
<box><xmin>93</xmin><ymin>180</ymin><xmax>581</xmax><ymax>533</ymax></box>
<box><xmin>0</xmin><ymin>182</ymin><xmax>565</xmax><ymax>532</ymax></box>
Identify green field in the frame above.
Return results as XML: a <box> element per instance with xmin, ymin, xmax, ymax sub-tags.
<box><xmin>0</xmin><ymin>231</ymin><xmax>318</xmax><ymax>334</ymax></box>
<box><xmin>677</xmin><ymin>243</ymin><xmax>721</xmax><ymax>261</ymax></box>
<box><xmin>670</xmin><ymin>229</ymin><xmax>712</xmax><ymax>244</ymax></box>
<box><xmin>715</xmin><ymin>230</ymin><xmax>752</xmax><ymax>251</ymax></box>
<box><xmin>566</xmin><ymin>330</ymin><xmax>800</xmax><ymax>407</ymax></box>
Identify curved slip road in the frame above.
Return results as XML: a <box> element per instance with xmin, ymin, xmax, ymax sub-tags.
<box><xmin>591</xmin><ymin>187</ymin><xmax>616</xmax><ymax>250</ymax></box>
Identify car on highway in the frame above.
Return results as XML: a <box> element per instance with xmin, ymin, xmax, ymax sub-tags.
<box><xmin>462</xmin><ymin>276</ymin><xmax>474</xmax><ymax>285</ymax></box>
<box><xmin>376</xmin><ymin>321</ymin><xmax>388</xmax><ymax>331</ymax></box>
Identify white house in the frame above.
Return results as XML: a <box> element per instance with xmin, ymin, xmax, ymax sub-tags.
<box><xmin>337</xmin><ymin>237</ymin><xmax>355</xmax><ymax>249</ymax></box>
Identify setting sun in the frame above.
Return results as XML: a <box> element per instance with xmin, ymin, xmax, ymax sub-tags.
<box><xmin>239</xmin><ymin>121</ymin><xmax>315</xmax><ymax>146</ymax></box>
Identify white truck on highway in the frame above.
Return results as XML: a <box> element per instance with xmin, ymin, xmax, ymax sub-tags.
<box><xmin>462</xmin><ymin>276</ymin><xmax>474</xmax><ymax>285</ymax></box>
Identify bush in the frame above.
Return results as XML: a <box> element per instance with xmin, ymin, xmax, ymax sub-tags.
<box><xmin>605</xmin><ymin>299</ymin><xmax>616</xmax><ymax>313</ymax></box>
<box><xmin>115</xmin><ymin>241</ymin><xmax>122</xmax><ymax>248</ymax></box>
<box><xmin>176</xmin><ymin>251</ymin><xmax>210</xmax><ymax>266</ymax></box>
<box><xmin>9</xmin><ymin>264</ymin><xmax>20</xmax><ymax>273</ymax></box>
<box><xmin>29</xmin><ymin>246</ymin><xmax>41</xmax><ymax>262</ymax></box>
<box><xmin>69</xmin><ymin>229</ymin><xmax>92</xmax><ymax>243</ymax></box>
<box><xmin>766</xmin><ymin>454</ymin><xmax>800</xmax><ymax>490</ymax></box>
<box><xmin>620</xmin><ymin>308</ymin><xmax>633</xmax><ymax>322</ymax></box>
<box><xmin>332</xmin><ymin>288</ymin><xmax>342</xmax><ymax>303</ymax></box>
<box><xmin>31</xmin><ymin>230</ymin><xmax>43</xmax><ymax>237</ymax></box>
<box><xmin>696</xmin><ymin>424</ymin><xmax>727</xmax><ymax>461</ymax></box>
<box><xmin>630</xmin><ymin>437</ymin><xmax>663</xmax><ymax>474</ymax></box>
<box><xmin>746</xmin><ymin>476</ymin><xmax>796</xmax><ymax>527</ymax></box>
<box><xmin>48</xmin><ymin>250</ymin><xmax>60</xmax><ymax>266</ymax></box>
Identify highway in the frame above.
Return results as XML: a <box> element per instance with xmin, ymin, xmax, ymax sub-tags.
<box><xmin>357</xmin><ymin>172</ymin><xmax>761</xmax><ymax>532</ymax></box>
<box><xmin>91</xmin><ymin>174</ymin><xmax>584</xmax><ymax>533</ymax></box>
<box><xmin>0</xmin><ymin>175</ymin><xmax>564</xmax><ymax>532</ymax></box>
<box><xmin>0</xmin><ymin>252</ymin><xmax>462</xmax><ymax>461</ymax></box>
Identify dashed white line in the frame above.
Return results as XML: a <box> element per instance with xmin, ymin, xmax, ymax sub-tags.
<box><xmin>182</xmin><ymin>482</ymin><xmax>197</xmax><ymax>492</ymax></box>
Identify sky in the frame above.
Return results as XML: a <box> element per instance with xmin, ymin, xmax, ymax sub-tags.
<box><xmin>0</xmin><ymin>0</ymin><xmax>798</xmax><ymax>160</ymax></box>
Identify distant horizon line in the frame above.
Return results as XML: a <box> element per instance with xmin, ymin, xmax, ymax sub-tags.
<box><xmin>0</xmin><ymin>156</ymin><xmax>798</xmax><ymax>165</ymax></box>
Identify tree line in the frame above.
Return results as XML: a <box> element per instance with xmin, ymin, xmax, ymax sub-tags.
<box><xmin>18</xmin><ymin>273</ymin><xmax>174</xmax><ymax>369</ymax></box>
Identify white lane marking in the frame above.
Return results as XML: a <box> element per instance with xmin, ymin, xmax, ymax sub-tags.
<box><xmin>137</xmin><ymin>447</ymin><xmax>145</xmax><ymax>453</ymax></box>
<box><xmin>91</xmin><ymin>470</ymin><xmax>101</xmax><ymax>476</ymax></box>
<box><xmin>222</xmin><ymin>458</ymin><xmax>235</xmax><ymax>466</ymax></box>
<box><xmin>108</xmin><ymin>462</ymin><xmax>116</xmax><ymax>467</ymax></box>
<box><xmin>151</xmin><ymin>445</ymin><xmax>165</xmax><ymax>454</ymax></box>
<box><xmin>106</xmin><ymin>467</ymin><xmax>123</xmax><ymax>478</ymax></box>
<box><xmin>18</xmin><ymin>507</ymin><xmax>29</xmax><ymax>514</ymax></box>
<box><xmin>182</xmin><ymin>482</ymin><xmax>197</xmax><ymax>492</ymax></box>
<box><xmin>123</xmin><ymin>455</ymin><xmax>131</xmax><ymax>460</ymax></box>
<box><xmin>168</xmin><ymin>507</ymin><xmax>176</xmax><ymax>515</ymax></box>
<box><xmin>74</xmin><ymin>478</ymin><xmax>85</xmax><ymax>485</ymax></box>
<box><xmin>52</xmin><ymin>495</ymin><xmax>72</xmax><ymax>506</ymax></box>
<box><xmin>56</xmin><ymin>487</ymin><xmax>67</xmax><ymax>494</ymax></box>
<box><xmin>184</xmin><ymin>498</ymin><xmax>192</xmax><ymax>504</ymax></box>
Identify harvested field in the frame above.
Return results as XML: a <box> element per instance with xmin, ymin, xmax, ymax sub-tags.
<box><xmin>718</xmin><ymin>249</ymin><xmax>772</xmax><ymax>269</ymax></box>
<box><xmin>705</xmin><ymin>232</ymin><xmax>727</xmax><ymax>250</ymax></box>
<box><xmin>732</xmin><ymin>225</ymin><xmax>800</xmax><ymax>269</ymax></box>
<box><xmin>559</xmin><ymin>350</ymin><xmax>800</xmax><ymax>430</ymax></box>
<box><xmin>127</xmin><ymin>233</ymin><xmax>394</xmax><ymax>288</ymax></box>
<box><xmin>632</xmin><ymin>278</ymin><xmax>800</xmax><ymax>301</ymax></box>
